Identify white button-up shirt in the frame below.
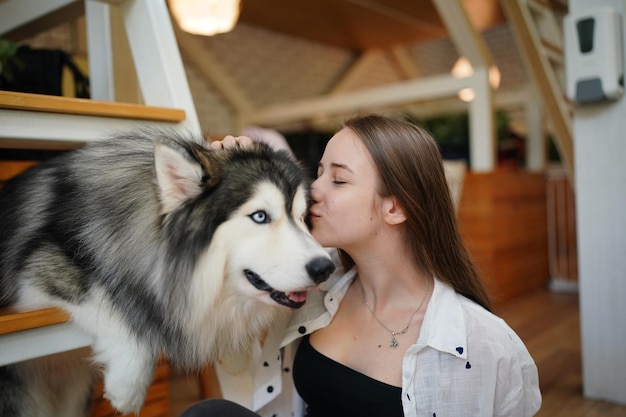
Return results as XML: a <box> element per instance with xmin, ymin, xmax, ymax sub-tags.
<box><xmin>217</xmin><ymin>265</ymin><xmax>542</xmax><ymax>417</ymax></box>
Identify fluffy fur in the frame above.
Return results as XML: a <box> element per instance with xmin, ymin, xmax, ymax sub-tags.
<box><xmin>0</xmin><ymin>129</ymin><xmax>334</xmax><ymax>416</ymax></box>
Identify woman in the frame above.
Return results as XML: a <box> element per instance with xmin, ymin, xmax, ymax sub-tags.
<box><xmin>186</xmin><ymin>114</ymin><xmax>541</xmax><ymax>416</ymax></box>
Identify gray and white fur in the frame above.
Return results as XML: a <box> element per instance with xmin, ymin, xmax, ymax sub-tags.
<box><xmin>0</xmin><ymin>129</ymin><xmax>334</xmax><ymax>416</ymax></box>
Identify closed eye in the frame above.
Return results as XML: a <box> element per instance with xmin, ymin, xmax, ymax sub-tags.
<box><xmin>250</xmin><ymin>210</ymin><xmax>271</xmax><ymax>224</ymax></box>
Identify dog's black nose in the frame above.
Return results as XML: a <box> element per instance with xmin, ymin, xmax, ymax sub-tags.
<box><xmin>306</xmin><ymin>256</ymin><xmax>335</xmax><ymax>284</ymax></box>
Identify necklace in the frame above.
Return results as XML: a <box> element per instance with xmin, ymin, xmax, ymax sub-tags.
<box><xmin>361</xmin><ymin>277</ymin><xmax>430</xmax><ymax>349</ymax></box>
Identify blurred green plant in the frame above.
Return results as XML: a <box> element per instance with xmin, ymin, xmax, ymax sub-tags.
<box><xmin>0</xmin><ymin>38</ymin><xmax>23</xmax><ymax>86</ymax></box>
<box><xmin>403</xmin><ymin>110</ymin><xmax>522</xmax><ymax>166</ymax></box>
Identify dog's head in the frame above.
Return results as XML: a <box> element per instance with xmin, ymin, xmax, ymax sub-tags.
<box><xmin>154</xmin><ymin>137</ymin><xmax>335</xmax><ymax>309</ymax></box>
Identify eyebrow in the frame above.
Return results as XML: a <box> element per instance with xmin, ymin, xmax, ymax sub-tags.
<box><xmin>318</xmin><ymin>162</ymin><xmax>354</xmax><ymax>173</ymax></box>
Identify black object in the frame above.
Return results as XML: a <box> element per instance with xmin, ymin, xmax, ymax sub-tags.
<box><xmin>2</xmin><ymin>45</ymin><xmax>90</xmax><ymax>98</ymax></box>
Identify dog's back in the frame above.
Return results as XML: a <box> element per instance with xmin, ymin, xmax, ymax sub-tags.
<box><xmin>0</xmin><ymin>132</ymin><xmax>160</xmax><ymax>309</ymax></box>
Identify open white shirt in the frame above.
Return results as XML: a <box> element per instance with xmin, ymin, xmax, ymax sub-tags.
<box><xmin>217</xmin><ymin>264</ymin><xmax>542</xmax><ymax>417</ymax></box>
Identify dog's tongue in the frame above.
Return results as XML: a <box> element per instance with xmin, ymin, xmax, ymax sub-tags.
<box><xmin>288</xmin><ymin>291</ymin><xmax>308</xmax><ymax>303</ymax></box>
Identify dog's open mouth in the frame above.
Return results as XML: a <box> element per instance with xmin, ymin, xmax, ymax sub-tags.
<box><xmin>245</xmin><ymin>269</ymin><xmax>307</xmax><ymax>308</ymax></box>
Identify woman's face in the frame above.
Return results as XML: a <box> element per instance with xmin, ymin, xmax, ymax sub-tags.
<box><xmin>309</xmin><ymin>128</ymin><xmax>384</xmax><ymax>251</ymax></box>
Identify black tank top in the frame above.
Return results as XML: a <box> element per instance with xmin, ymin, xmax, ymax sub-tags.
<box><xmin>293</xmin><ymin>334</ymin><xmax>404</xmax><ymax>417</ymax></box>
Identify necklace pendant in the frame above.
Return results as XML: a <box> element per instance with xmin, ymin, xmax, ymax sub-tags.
<box><xmin>390</xmin><ymin>336</ymin><xmax>399</xmax><ymax>348</ymax></box>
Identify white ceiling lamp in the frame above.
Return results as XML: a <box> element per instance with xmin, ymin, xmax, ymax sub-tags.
<box><xmin>451</xmin><ymin>57</ymin><xmax>501</xmax><ymax>102</ymax></box>
<box><xmin>168</xmin><ymin>0</ymin><xmax>241</xmax><ymax>36</ymax></box>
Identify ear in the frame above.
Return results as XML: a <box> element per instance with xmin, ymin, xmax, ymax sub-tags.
<box><xmin>154</xmin><ymin>143</ymin><xmax>204</xmax><ymax>215</ymax></box>
<box><xmin>382</xmin><ymin>196</ymin><xmax>407</xmax><ymax>226</ymax></box>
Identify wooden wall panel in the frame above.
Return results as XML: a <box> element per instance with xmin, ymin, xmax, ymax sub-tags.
<box><xmin>458</xmin><ymin>171</ymin><xmax>549</xmax><ymax>305</ymax></box>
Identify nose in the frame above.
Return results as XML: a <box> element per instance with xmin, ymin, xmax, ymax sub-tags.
<box><xmin>309</xmin><ymin>180</ymin><xmax>321</xmax><ymax>203</ymax></box>
<box><xmin>306</xmin><ymin>256</ymin><xmax>335</xmax><ymax>284</ymax></box>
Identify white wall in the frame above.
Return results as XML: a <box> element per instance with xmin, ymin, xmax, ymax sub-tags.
<box><xmin>570</xmin><ymin>0</ymin><xmax>626</xmax><ymax>405</ymax></box>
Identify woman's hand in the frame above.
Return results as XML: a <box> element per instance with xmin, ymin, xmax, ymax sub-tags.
<box><xmin>210</xmin><ymin>135</ymin><xmax>254</xmax><ymax>150</ymax></box>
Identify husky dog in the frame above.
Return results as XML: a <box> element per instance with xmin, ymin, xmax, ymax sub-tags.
<box><xmin>0</xmin><ymin>129</ymin><xmax>335</xmax><ymax>416</ymax></box>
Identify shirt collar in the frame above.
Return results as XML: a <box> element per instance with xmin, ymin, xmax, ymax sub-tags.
<box><xmin>414</xmin><ymin>278</ymin><xmax>468</xmax><ymax>359</ymax></box>
<box><xmin>286</xmin><ymin>262</ymin><xmax>468</xmax><ymax>360</ymax></box>
<box><xmin>323</xmin><ymin>268</ymin><xmax>469</xmax><ymax>360</ymax></box>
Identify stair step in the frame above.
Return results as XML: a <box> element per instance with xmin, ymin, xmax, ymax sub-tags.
<box><xmin>0</xmin><ymin>307</ymin><xmax>70</xmax><ymax>335</ymax></box>
<box><xmin>0</xmin><ymin>91</ymin><xmax>190</xmax><ymax>149</ymax></box>
<box><xmin>0</xmin><ymin>91</ymin><xmax>186</xmax><ymax>123</ymax></box>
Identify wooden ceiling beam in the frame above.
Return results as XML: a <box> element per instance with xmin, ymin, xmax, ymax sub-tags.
<box><xmin>433</xmin><ymin>0</ymin><xmax>495</xmax><ymax>69</ymax></box>
<box><xmin>243</xmin><ymin>73</ymin><xmax>472</xmax><ymax>127</ymax></box>
<box><xmin>328</xmin><ymin>50</ymin><xmax>389</xmax><ymax>95</ymax></box>
<box><xmin>389</xmin><ymin>46</ymin><xmax>420</xmax><ymax>79</ymax></box>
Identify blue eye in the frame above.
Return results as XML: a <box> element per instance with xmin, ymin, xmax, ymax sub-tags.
<box><xmin>250</xmin><ymin>210</ymin><xmax>270</xmax><ymax>224</ymax></box>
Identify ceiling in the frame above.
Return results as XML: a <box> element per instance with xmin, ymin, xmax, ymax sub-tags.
<box><xmin>238</xmin><ymin>0</ymin><xmax>507</xmax><ymax>51</ymax></box>
<box><xmin>2</xmin><ymin>0</ymin><xmax>506</xmax><ymax>52</ymax></box>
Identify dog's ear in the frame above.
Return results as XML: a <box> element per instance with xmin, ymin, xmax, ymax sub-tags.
<box><xmin>154</xmin><ymin>143</ymin><xmax>206</xmax><ymax>215</ymax></box>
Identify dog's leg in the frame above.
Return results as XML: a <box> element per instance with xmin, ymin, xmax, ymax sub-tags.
<box><xmin>92</xmin><ymin>337</ymin><xmax>156</xmax><ymax>414</ymax></box>
<box><xmin>77</xmin><ymin>297</ymin><xmax>156</xmax><ymax>414</ymax></box>
<box><xmin>66</xmin><ymin>289</ymin><xmax>160</xmax><ymax>414</ymax></box>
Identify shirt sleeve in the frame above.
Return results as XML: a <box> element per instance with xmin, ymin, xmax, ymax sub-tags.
<box><xmin>216</xmin><ymin>315</ymin><xmax>290</xmax><ymax>411</ymax></box>
<box><xmin>494</xmin><ymin>330</ymin><xmax>542</xmax><ymax>416</ymax></box>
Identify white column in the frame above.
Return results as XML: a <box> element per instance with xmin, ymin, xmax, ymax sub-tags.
<box><xmin>468</xmin><ymin>67</ymin><xmax>496</xmax><ymax>171</ymax></box>
<box><xmin>571</xmin><ymin>0</ymin><xmax>626</xmax><ymax>405</ymax></box>
<box><xmin>525</xmin><ymin>86</ymin><xmax>546</xmax><ymax>171</ymax></box>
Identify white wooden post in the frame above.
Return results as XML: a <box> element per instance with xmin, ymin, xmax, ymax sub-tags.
<box><xmin>86</xmin><ymin>1</ymin><xmax>116</xmax><ymax>101</ymax></box>
<box><xmin>525</xmin><ymin>86</ymin><xmax>546</xmax><ymax>171</ymax></box>
<box><xmin>106</xmin><ymin>0</ymin><xmax>200</xmax><ymax>132</ymax></box>
<box><xmin>467</xmin><ymin>67</ymin><xmax>496</xmax><ymax>171</ymax></box>
<box><xmin>432</xmin><ymin>0</ymin><xmax>497</xmax><ymax>171</ymax></box>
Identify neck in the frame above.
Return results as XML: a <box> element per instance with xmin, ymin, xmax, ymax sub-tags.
<box><xmin>355</xmin><ymin>258</ymin><xmax>431</xmax><ymax>312</ymax></box>
<box><xmin>356</xmin><ymin>266</ymin><xmax>432</xmax><ymax>350</ymax></box>
<box><xmin>342</xmin><ymin>228</ymin><xmax>430</xmax><ymax>308</ymax></box>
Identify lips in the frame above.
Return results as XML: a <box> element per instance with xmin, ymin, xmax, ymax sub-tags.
<box><xmin>244</xmin><ymin>269</ymin><xmax>308</xmax><ymax>308</ymax></box>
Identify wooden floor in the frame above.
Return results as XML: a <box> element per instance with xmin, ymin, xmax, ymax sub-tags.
<box><xmin>495</xmin><ymin>289</ymin><xmax>626</xmax><ymax>417</ymax></box>
<box><xmin>168</xmin><ymin>288</ymin><xmax>626</xmax><ymax>416</ymax></box>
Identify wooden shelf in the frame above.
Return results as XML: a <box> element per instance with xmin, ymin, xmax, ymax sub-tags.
<box><xmin>0</xmin><ymin>307</ymin><xmax>70</xmax><ymax>335</ymax></box>
<box><xmin>0</xmin><ymin>91</ymin><xmax>186</xmax><ymax>123</ymax></box>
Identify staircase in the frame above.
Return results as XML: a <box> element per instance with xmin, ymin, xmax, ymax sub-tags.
<box><xmin>500</xmin><ymin>0</ymin><xmax>574</xmax><ymax>183</ymax></box>
<box><xmin>0</xmin><ymin>1</ymin><xmax>200</xmax><ymax>416</ymax></box>
<box><xmin>0</xmin><ymin>0</ymin><xmax>200</xmax><ymax>148</ymax></box>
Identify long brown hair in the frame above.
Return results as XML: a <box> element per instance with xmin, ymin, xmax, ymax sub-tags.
<box><xmin>340</xmin><ymin>114</ymin><xmax>492</xmax><ymax>311</ymax></box>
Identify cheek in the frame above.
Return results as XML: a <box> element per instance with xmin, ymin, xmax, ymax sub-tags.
<box><xmin>312</xmin><ymin>195</ymin><xmax>370</xmax><ymax>240</ymax></box>
<box><xmin>324</xmin><ymin>195</ymin><xmax>351</xmax><ymax>221</ymax></box>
